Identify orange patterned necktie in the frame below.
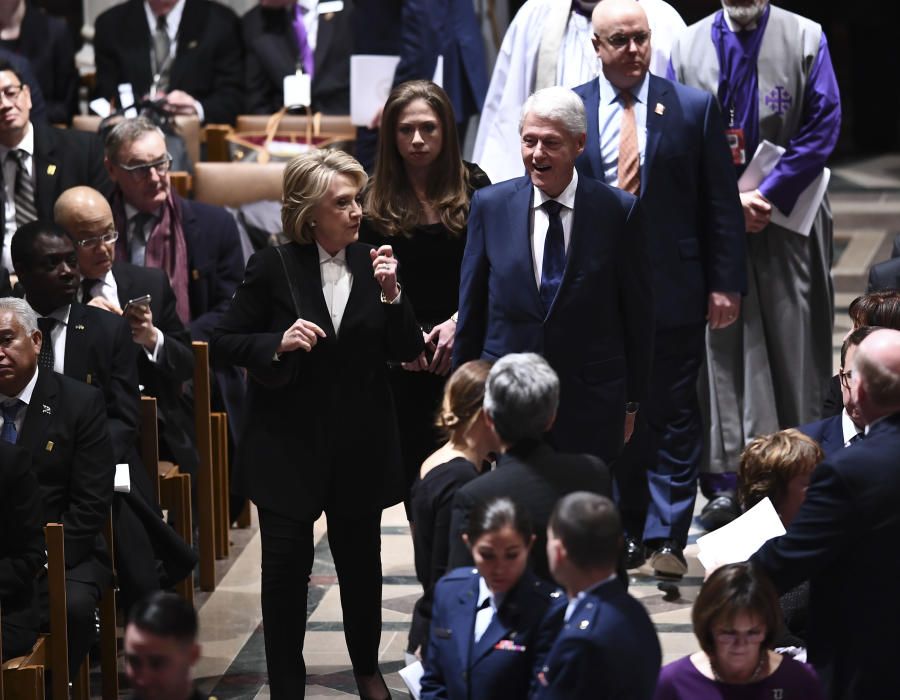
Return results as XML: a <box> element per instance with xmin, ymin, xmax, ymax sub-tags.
<box><xmin>618</xmin><ymin>91</ymin><xmax>640</xmax><ymax>195</ymax></box>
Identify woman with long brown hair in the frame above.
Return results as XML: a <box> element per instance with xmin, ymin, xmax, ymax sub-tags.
<box><xmin>360</xmin><ymin>79</ymin><xmax>491</xmax><ymax>506</ymax></box>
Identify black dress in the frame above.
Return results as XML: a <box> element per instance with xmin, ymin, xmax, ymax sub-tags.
<box><xmin>409</xmin><ymin>456</ymin><xmax>481</xmax><ymax>653</ymax></box>
<box><xmin>359</xmin><ymin>162</ymin><xmax>491</xmax><ymax>503</ymax></box>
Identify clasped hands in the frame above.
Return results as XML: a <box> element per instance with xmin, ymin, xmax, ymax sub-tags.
<box><xmin>741</xmin><ymin>188</ymin><xmax>772</xmax><ymax>233</ymax></box>
<box><xmin>277</xmin><ymin>245</ymin><xmax>401</xmax><ymax>353</ymax></box>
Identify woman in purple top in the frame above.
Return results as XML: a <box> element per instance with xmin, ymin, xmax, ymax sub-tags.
<box><xmin>653</xmin><ymin>563</ymin><xmax>825</xmax><ymax>700</ymax></box>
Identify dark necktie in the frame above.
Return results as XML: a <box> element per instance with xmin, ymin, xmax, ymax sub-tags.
<box><xmin>1</xmin><ymin>399</ymin><xmax>24</xmax><ymax>444</ymax></box>
<box><xmin>539</xmin><ymin>200</ymin><xmax>566</xmax><ymax>314</ymax></box>
<box><xmin>130</xmin><ymin>212</ymin><xmax>153</xmax><ymax>265</ymax></box>
<box><xmin>849</xmin><ymin>432</ymin><xmax>864</xmax><ymax>445</ymax></box>
<box><xmin>37</xmin><ymin>316</ymin><xmax>56</xmax><ymax>371</ymax></box>
<box><xmin>153</xmin><ymin>13</ymin><xmax>172</xmax><ymax>92</ymax></box>
<box><xmin>618</xmin><ymin>91</ymin><xmax>640</xmax><ymax>195</ymax></box>
<box><xmin>81</xmin><ymin>278</ymin><xmax>97</xmax><ymax>303</ymax></box>
<box><xmin>8</xmin><ymin>150</ymin><xmax>38</xmax><ymax>228</ymax></box>
<box><xmin>292</xmin><ymin>3</ymin><xmax>315</xmax><ymax>78</ymax></box>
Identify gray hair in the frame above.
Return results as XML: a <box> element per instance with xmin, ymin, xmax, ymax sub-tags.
<box><xmin>0</xmin><ymin>297</ymin><xmax>38</xmax><ymax>334</ymax></box>
<box><xmin>519</xmin><ymin>86</ymin><xmax>587</xmax><ymax>137</ymax></box>
<box><xmin>104</xmin><ymin>117</ymin><xmax>166</xmax><ymax>161</ymax></box>
<box><xmin>484</xmin><ymin>353</ymin><xmax>559</xmax><ymax>444</ymax></box>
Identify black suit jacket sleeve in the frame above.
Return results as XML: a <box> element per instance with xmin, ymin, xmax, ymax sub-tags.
<box><xmin>751</xmin><ymin>461</ymin><xmax>854</xmax><ymax>595</ymax></box>
<box><xmin>617</xmin><ymin>198</ymin><xmax>653</xmax><ymax>402</ymax></box>
<box><xmin>63</xmin><ymin>387</ymin><xmax>116</xmax><ymax>569</ymax></box>
<box><xmin>153</xmin><ymin>274</ymin><xmax>194</xmax><ymax>383</ymax></box>
<box><xmin>107</xmin><ymin>314</ymin><xmax>143</xmax><ymax>464</ymax></box>
<box><xmin>452</xmin><ymin>190</ymin><xmax>488</xmax><ymax>368</ymax></box>
<box><xmin>0</xmin><ymin>445</ymin><xmax>46</xmax><ymax>599</ymax></box>
<box><xmin>446</xmin><ymin>488</ymin><xmax>475</xmax><ymax>570</ymax></box>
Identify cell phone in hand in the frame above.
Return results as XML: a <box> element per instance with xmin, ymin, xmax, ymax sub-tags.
<box><xmin>123</xmin><ymin>294</ymin><xmax>151</xmax><ymax>314</ymax></box>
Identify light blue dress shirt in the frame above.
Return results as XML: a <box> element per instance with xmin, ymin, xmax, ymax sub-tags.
<box><xmin>596</xmin><ymin>72</ymin><xmax>650</xmax><ymax>187</ymax></box>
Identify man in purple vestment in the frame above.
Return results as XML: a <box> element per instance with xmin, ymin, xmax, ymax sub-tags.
<box><xmin>668</xmin><ymin>1</ymin><xmax>841</xmax><ymax>530</ymax></box>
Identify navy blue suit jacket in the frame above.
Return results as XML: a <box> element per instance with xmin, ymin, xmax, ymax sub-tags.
<box><xmin>421</xmin><ymin>567</ymin><xmax>560</xmax><ymax>700</ymax></box>
<box><xmin>531</xmin><ymin>578</ymin><xmax>661</xmax><ymax>700</ymax></box>
<box><xmin>867</xmin><ymin>256</ymin><xmax>900</xmax><ymax>292</ymax></box>
<box><xmin>573</xmin><ymin>74</ymin><xmax>746</xmax><ymax>329</ymax></box>
<box><xmin>797</xmin><ymin>413</ymin><xmax>846</xmax><ymax>457</ymax></box>
<box><xmin>752</xmin><ymin>412</ymin><xmax>900</xmax><ymax>699</ymax></box>
<box><xmin>453</xmin><ymin>175</ymin><xmax>653</xmax><ymax>462</ymax></box>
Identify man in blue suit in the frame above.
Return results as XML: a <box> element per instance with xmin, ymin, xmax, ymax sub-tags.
<box><xmin>453</xmin><ymin>85</ymin><xmax>653</xmax><ymax>466</ymax></box>
<box><xmin>572</xmin><ymin>0</ymin><xmax>745</xmax><ymax>578</ymax></box>
<box><xmin>867</xmin><ymin>234</ymin><xmax>900</xmax><ymax>291</ymax></box>
<box><xmin>798</xmin><ymin>326</ymin><xmax>871</xmax><ymax>457</ymax></box>
<box><xmin>533</xmin><ymin>492</ymin><xmax>660</xmax><ymax>699</ymax></box>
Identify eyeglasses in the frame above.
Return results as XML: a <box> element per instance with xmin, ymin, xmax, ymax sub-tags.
<box><xmin>114</xmin><ymin>153</ymin><xmax>173</xmax><ymax>179</ymax></box>
<box><xmin>74</xmin><ymin>231</ymin><xmax>119</xmax><ymax>249</ymax></box>
<box><xmin>0</xmin><ymin>84</ymin><xmax>26</xmax><ymax>102</ymax></box>
<box><xmin>839</xmin><ymin>368</ymin><xmax>853</xmax><ymax>389</ymax></box>
<box><xmin>714</xmin><ymin>628</ymin><xmax>766</xmax><ymax>646</ymax></box>
<box><xmin>598</xmin><ymin>30</ymin><xmax>652</xmax><ymax>49</ymax></box>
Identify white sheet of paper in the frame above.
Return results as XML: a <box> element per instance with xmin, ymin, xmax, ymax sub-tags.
<box><xmin>114</xmin><ymin>463</ymin><xmax>131</xmax><ymax>494</ymax></box>
<box><xmin>350</xmin><ymin>55</ymin><xmax>401</xmax><ymax>126</ymax></box>
<box><xmin>398</xmin><ymin>660</ymin><xmax>424</xmax><ymax>700</ymax></box>
<box><xmin>696</xmin><ymin>497</ymin><xmax>785</xmax><ymax>571</ymax></box>
<box><xmin>736</xmin><ymin>140</ymin><xmax>829</xmax><ymax>237</ymax></box>
<box><xmin>89</xmin><ymin>97</ymin><xmax>112</xmax><ymax>118</ymax></box>
<box><xmin>284</xmin><ymin>73</ymin><xmax>312</xmax><ymax>108</ymax></box>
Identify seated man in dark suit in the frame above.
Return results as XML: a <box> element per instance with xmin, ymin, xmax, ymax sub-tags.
<box><xmin>243</xmin><ymin>0</ymin><xmax>354</xmax><ymax>115</ymax></box>
<box><xmin>0</xmin><ymin>442</ymin><xmax>44</xmax><ymax>661</ymax></box>
<box><xmin>798</xmin><ymin>326</ymin><xmax>874</xmax><ymax>457</ymax></box>
<box><xmin>93</xmin><ymin>0</ymin><xmax>244</xmax><ymax>124</ymax></box>
<box><xmin>55</xmin><ymin>186</ymin><xmax>197</xmax><ymax>479</ymax></box>
<box><xmin>0</xmin><ymin>296</ymin><xmax>114</xmax><ymax>677</ymax></box>
<box><xmin>533</xmin><ymin>492</ymin><xmax>661</xmax><ymax>699</ymax></box>
<box><xmin>0</xmin><ymin>60</ymin><xmax>110</xmax><ymax>279</ymax></box>
<box><xmin>752</xmin><ymin>328</ymin><xmax>900</xmax><ymax>699</ymax></box>
<box><xmin>447</xmin><ymin>353</ymin><xmax>612</xmax><ymax>583</ymax></box>
<box><xmin>867</xmin><ymin>236</ymin><xmax>900</xmax><ymax>292</ymax></box>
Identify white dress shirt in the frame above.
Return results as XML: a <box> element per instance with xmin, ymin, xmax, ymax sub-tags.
<box><xmin>317</xmin><ymin>243</ymin><xmax>352</xmax><ymax>335</ymax></box>
<box><xmin>31</xmin><ymin>303</ymin><xmax>71</xmax><ymax>374</ymax></box>
<box><xmin>841</xmin><ymin>408</ymin><xmax>864</xmax><ymax>447</ymax></box>
<box><xmin>597</xmin><ymin>71</ymin><xmax>649</xmax><ymax>187</ymax></box>
<box><xmin>563</xmin><ymin>573</ymin><xmax>617</xmax><ymax>622</ymax></box>
<box><xmin>0</xmin><ymin>365</ymin><xmax>39</xmax><ymax>436</ymax></box>
<box><xmin>530</xmin><ymin>169</ymin><xmax>578</xmax><ymax>287</ymax></box>
<box><xmin>1</xmin><ymin>122</ymin><xmax>34</xmax><ymax>273</ymax></box>
<box><xmin>473</xmin><ymin>576</ymin><xmax>503</xmax><ymax>643</ymax></box>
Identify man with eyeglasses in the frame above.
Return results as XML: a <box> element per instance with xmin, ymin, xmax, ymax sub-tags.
<box><xmin>669</xmin><ymin>1</ymin><xmax>841</xmax><ymax>534</ymax></box>
<box><xmin>572</xmin><ymin>0</ymin><xmax>745</xmax><ymax>581</ymax></box>
<box><xmin>0</xmin><ymin>61</ymin><xmax>110</xmax><ymax>281</ymax></box>
<box><xmin>55</xmin><ymin>185</ymin><xmax>197</xmax><ymax>481</ymax></box>
<box><xmin>472</xmin><ymin>0</ymin><xmax>686</xmax><ymax>183</ymax></box>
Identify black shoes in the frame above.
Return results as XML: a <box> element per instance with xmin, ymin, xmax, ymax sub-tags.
<box><xmin>699</xmin><ymin>494</ymin><xmax>741</xmax><ymax>532</ymax></box>
<box><xmin>624</xmin><ymin>536</ymin><xmax>646</xmax><ymax>569</ymax></box>
<box><xmin>648</xmin><ymin>539</ymin><xmax>688</xmax><ymax>580</ymax></box>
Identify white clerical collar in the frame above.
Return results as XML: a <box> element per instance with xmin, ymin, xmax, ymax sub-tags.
<box><xmin>841</xmin><ymin>408</ymin><xmax>863</xmax><ymax>445</ymax></box>
<box><xmin>316</xmin><ymin>243</ymin><xmax>347</xmax><ymax>265</ymax></box>
<box><xmin>598</xmin><ymin>70</ymin><xmax>649</xmax><ymax>107</ymax></box>
<box><xmin>0</xmin><ymin>364</ymin><xmax>38</xmax><ymax>407</ymax></box>
<box><xmin>533</xmin><ymin>169</ymin><xmax>579</xmax><ymax>211</ymax></box>
<box><xmin>0</xmin><ymin>121</ymin><xmax>34</xmax><ymax>160</ymax></box>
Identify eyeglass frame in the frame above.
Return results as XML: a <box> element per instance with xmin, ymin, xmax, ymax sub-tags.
<box><xmin>713</xmin><ymin>628</ymin><xmax>766</xmax><ymax>646</ymax></box>
<box><xmin>113</xmin><ymin>153</ymin><xmax>174</xmax><ymax>180</ymax></box>
<box><xmin>594</xmin><ymin>30</ymin><xmax>652</xmax><ymax>50</ymax></box>
<box><xmin>0</xmin><ymin>83</ymin><xmax>28</xmax><ymax>102</ymax></box>
<box><xmin>73</xmin><ymin>230</ymin><xmax>120</xmax><ymax>249</ymax></box>
<box><xmin>839</xmin><ymin>367</ymin><xmax>854</xmax><ymax>389</ymax></box>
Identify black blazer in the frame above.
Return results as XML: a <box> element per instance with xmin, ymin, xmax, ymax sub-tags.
<box><xmin>752</xmin><ymin>412</ymin><xmax>900</xmax><ymax>699</ymax></box>
<box><xmin>242</xmin><ymin>2</ymin><xmax>354</xmax><ymax>115</ymax></box>
<box><xmin>0</xmin><ymin>125</ymin><xmax>109</xmax><ymax>266</ymax></box>
<box><xmin>867</xmin><ymin>256</ymin><xmax>900</xmax><ymax>292</ymax></box>
<box><xmin>0</xmin><ymin>441</ymin><xmax>44</xmax><ymax>653</ymax></box>
<box><xmin>93</xmin><ymin>0</ymin><xmax>244</xmax><ymax>124</ymax></box>
<box><xmin>447</xmin><ymin>440</ymin><xmax>612</xmax><ymax>583</ymax></box>
<box><xmin>18</xmin><ymin>369</ymin><xmax>114</xmax><ymax>582</ymax></box>
<box><xmin>112</xmin><ymin>261</ymin><xmax>196</xmax><ymax>474</ymax></box>
<box><xmin>10</xmin><ymin>4</ymin><xmax>78</xmax><ymax>123</ymax></box>
<box><xmin>210</xmin><ymin>241</ymin><xmax>423</xmax><ymax>520</ymax></box>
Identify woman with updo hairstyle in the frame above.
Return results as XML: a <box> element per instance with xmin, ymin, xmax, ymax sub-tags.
<box><xmin>654</xmin><ymin>563</ymin><xmax>825</xmax><ymax>699</ymax></box>
<box><xmin>360</xmin><ymin>80</ymin><xmax>492</xmax><ymax>508</ymax></box>
<box><xmin>420</xmin><ymin>497</ymin><xmax>558</xmax><ymax>700</ymax></box>
<box><xmin>211</xmin><ymin>150</ymin><xmax>424</xmax><ymax>699</ymax></box>
<box><xmin>407</xmin><ymin>360</ymin><xmax>498</xmax><ymax>659</ymax></box>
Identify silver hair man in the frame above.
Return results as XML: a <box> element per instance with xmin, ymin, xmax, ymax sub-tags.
<box><xmin>519</xmin><ymin>86</ymin><xmax>588</xmax><ymax>137</ymax></box>
<box><xmin>0</xmin><ymin>297</ymin><xmax>38</xmax><ymax>334</ymax></box>
<box><xmin>104</xmin><ymin>116</ymin><xmax>167</xmax><ymax>161</ymax></box>
<box><xmin>484</xmin><ymin>352</ymin><xmax>560</xmax><ymax>445</ymax></box>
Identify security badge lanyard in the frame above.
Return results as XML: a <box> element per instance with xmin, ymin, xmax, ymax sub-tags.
<box><xmin>725</xmin><ymin>106</ymin><xmax>746</xmax><ymax>166</ymax></box>
<box><xmin>715</xmin><ymin>11</ymin><xmax>751</xmax><ymax>167</ymax></box>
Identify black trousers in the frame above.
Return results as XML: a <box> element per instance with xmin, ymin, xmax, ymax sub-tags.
<box><xmin>258</xmin><ymin>507</ymin><xmax>383</xmax><ymax>699</ymax></box>
<box><xmin>38</xmin><ymin>572</ymin><xmax>103</xmax><ymax>680</ymax></box>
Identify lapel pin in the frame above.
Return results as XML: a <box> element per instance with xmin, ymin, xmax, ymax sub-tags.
<box><xmin>188</xmin><ymin>40</ymin><xmax>199</xmax><ymax>49</ymax></box>
<box><xmin>47</xmin><ymin>164</ymin><xmax>57</xmax><ymax>175</ymax></box>
<box><xmin>75</xmin><ymin>324</ymin><xmax>85</xmax><ymax>330</ymax></box>
<box><xmin>42</xmin><ymin>404</ymin><xmax>51</xmax><ymax>415</ymax></box>
<box><xmin>86</xmin><ymin>373</ymin><xmax>92</xmax><ymax>384</ymax></box>
<box><xmin>655</xmin><ymin>103</ymin><xmax>665</xmax><ymax>116</ymax></box>
<box><xmin>192</xmin><ymin>269</ymin><xmax>200</xmax><ymax>280</ymax></box>
<box><xmin>46</xmin><ymin>441</ymin><xmax>54</xmax><ymax>452</ymax></box>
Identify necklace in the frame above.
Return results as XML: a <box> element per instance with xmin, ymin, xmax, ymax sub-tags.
<box><xmin>711</xmin><ymin>651</ymin><xmax>768</xmax><ymax>684</ymax></box>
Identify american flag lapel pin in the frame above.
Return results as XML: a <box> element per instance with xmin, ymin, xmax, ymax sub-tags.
<box><xmin>655</xmin><ymin>103</ymin><xmax>665</xmax><ymax>115</ymax></box>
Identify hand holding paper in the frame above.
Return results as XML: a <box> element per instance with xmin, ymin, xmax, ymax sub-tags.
<box><xmin>696</xmin><ymin>497</ymin><xmax>785</xmax><ymax>574</ymax></box>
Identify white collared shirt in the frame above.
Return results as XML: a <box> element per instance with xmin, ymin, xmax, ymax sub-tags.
<box><xmin>143</xmin><ymin>0</ymin><xmax>186</xmax><ymax>48</ymax></box>
<box><xmin>597</xmin><ymin>71</ymin><xmax>649</xmax><ymax>187</ymax></box>
<box><xmin>841</xmin><ymin>408</ymin><xmax>864</xmax><ymax>447</ymax></box>
<box><xmin>474</xmin><ymin>576</ymin><xmax>502</xmax><ymax>643</ymax></box>
<box><xmin>317</xmin><ymin>242</ymin><xmax>352</xmax><ymax>334</ymax></box>
<box><xmin>531</xmin><ymin>169</ymin><xmax>578</xmax><ymax>288</ymax></box>
<box><xmin>29</xmin><ymin>303</ymin><xmax>71</xmax><ymax>374</ymax></box>
<box><xmin>563</xmin><ymin>573</ymin><xmax>617</xmax><ymax>623</ymax></box>
<box><xmin>1</xmin><ymin>122</ymin><xmax>34</xmax><ymax>272</ymax></box>
<box><xmin>0</xmin><ymin>365</ymin><xmax>39</xmax><ymax>436</ymax></box>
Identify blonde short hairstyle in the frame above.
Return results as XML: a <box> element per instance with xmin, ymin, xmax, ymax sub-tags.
<box><xmin>738</xmin><ymin>429</ymin><xmax>824</xmax><ymax>510</ymax></box>
<box><xmin>281</xmin><ymin>150</ymin><xmax>367</xmax><ymax>244</ymax></box>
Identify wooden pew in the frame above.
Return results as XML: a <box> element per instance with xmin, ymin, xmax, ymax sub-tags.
<box><xmin>193</xmin><ymin>342</ymin><xmax>217</xmax><ymax>592</ymax></box>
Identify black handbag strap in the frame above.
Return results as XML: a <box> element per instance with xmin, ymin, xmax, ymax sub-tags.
<box><xmin>274</xmin><ymin>245</ymin><xmax>303</xmax><ymax>319</ymax></box>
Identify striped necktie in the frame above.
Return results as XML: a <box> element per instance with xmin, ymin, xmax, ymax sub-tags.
<box><xmin>617</xmin><ymin>92</ymin><xmax>640</xmax><ymax>195</ymax></box>
<box><xmin>153</xmin><ymin>13</ymin><xmax>172</xmax><ymax>93</ymax></box>
<box><xmin>8</xmin><ymin>150</ymin><xmax>38</xmax><ymax>228</ymax></box>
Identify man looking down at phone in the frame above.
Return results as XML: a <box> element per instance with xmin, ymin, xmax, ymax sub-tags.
<box><xmin>55</xmin><ymin>185</ymin><xmax>197</xmax><ymax>480</ymax></box>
